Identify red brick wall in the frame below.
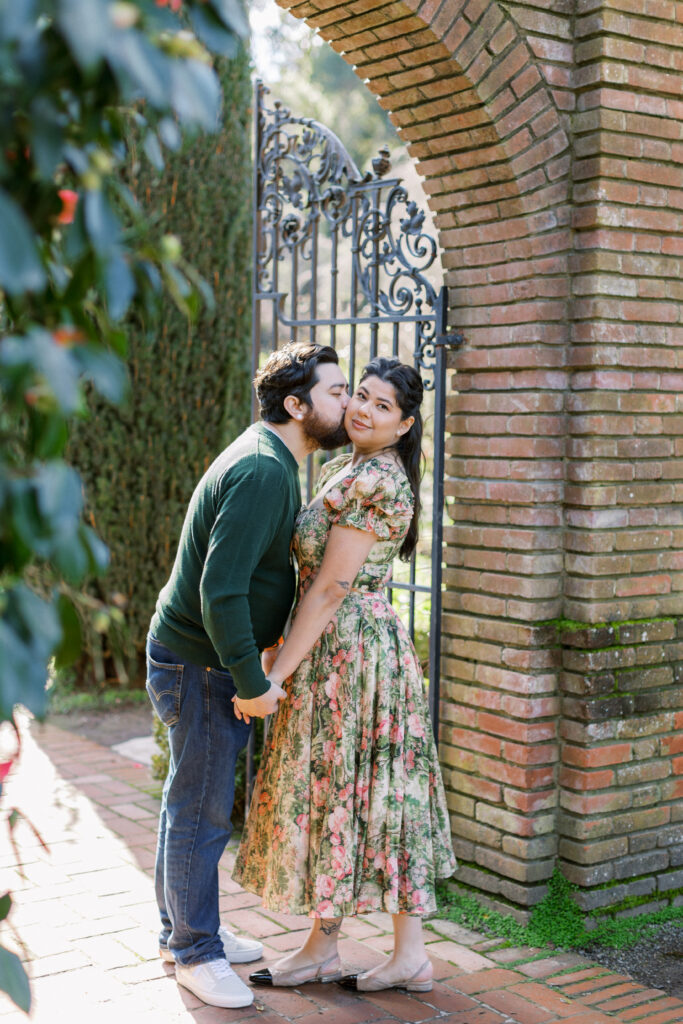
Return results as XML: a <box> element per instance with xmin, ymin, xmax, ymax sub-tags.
<box><xmin>277</xmin><ymin>0</ymin><xmax>683</xmax><ymax>919</ymax></box>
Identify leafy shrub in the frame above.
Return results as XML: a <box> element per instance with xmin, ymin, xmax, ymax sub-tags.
<box><xmin>0</xmin><ymin>0</ymin><xmax>247</xmax><ymax>1010</ymax></box>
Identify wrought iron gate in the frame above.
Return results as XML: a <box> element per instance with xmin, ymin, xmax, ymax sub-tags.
<box><xmin>250</xmin><ymin>80</ymin><xmax>462</xmax><ymax>754</ymax></box>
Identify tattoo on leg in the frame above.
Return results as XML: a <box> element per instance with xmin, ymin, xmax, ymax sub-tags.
<box><xmin>319</xmin><ymin>918</ymin><xmax>342</xmax><ymax>936</ymax></box>
<box><xmin>335</xmin><ymin>579</ymin><xmax>351</xmax><ymax>593</ymax></box>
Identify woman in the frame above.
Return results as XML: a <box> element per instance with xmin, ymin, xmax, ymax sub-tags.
<box><xmin>232</xmin><ymin>357</ymin><xmax>456</xmax><ymax>993</ymax></box>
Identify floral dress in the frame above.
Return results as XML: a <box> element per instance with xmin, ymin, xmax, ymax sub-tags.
<box><xmin>233</xmin><ymin>454</ymin><xmax>456</xmax><ymax>917</ymax></box>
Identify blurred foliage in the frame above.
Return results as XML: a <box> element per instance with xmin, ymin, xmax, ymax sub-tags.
<box><xmin>67</xmin><ymin>47</ymin><xmax>253</xmax><ymax>688</ymax></box>
<box><xmin>0</xmin><ymin>0</ymin><xmax>247</xmax><ymax>1011</ymax></box>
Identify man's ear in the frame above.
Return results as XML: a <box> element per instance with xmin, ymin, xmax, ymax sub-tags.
<box><xmin>283</xmin><ymin>394</ymin><xmax>305</xmax><ymax>421</ymax></box>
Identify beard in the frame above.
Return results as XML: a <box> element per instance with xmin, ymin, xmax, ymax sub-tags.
<box><xmin>302</xmin><ymin>407</ymin><xmax>349</xmax><ymax>451</ymax></box>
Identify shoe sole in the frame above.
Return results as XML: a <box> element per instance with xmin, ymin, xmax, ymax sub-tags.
<box><xmin>160</xmin><ymin>947</ymin><xmax>263</xmax><ymax>965</ymax></box>
<box><xmin>223</xmin><ymin>948</ymin><xmax>263</xmax><ymax>964</ymax></box>
<box><xmin>252</xmin><ymin>969</ymin><xmax>343</xmax><ymax>987</ymax></box>
<box><xmin>176</xmin><ymin>976</ymin><xmax>254</xmax><ymax>1008</ymax></box>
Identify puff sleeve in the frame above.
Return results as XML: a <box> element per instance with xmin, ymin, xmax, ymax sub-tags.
<box><xmin>323</xmin><ymin>460</ymin><xmax>413</xmax><ymax>541</ymax></box>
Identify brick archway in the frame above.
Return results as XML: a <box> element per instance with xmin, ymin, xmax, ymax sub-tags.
<box><xmin>275</xmin><ymin>0</ymin><xmax>683</xmax><ymax>920</ymax></box>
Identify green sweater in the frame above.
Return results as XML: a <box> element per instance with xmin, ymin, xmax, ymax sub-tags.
<box><xmin>150</xmin><ymin>423</ymin><xmax>301</xmax><ymax>699</ymax></box>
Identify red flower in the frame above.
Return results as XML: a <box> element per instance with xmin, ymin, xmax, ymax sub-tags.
<box><xmin>57</xmin><ymin>189</ymin><xmax>78</xmax><ymax>224</ymax></box>
<box><xmin>53</xmin><ymin>327</ymin><xmax>85</xmax><ymax>347</ymax></box>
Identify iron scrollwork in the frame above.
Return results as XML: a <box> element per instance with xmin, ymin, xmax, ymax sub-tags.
<box><xmin>254</xmin><ymin>81</ymin><xmax>447</xmax><ymax>387</ymax></box>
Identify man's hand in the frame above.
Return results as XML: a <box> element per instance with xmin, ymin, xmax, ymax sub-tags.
<box><xmin>232</xmin><ymin>680</ymin><xmax>286</xmax><ymax>723</ymax></box>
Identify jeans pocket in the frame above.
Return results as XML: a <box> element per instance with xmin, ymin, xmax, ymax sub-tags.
<box><xmin>146</xmin><ymin>650</ymin><xmax>184</xmax><ymax>727</ymax></box>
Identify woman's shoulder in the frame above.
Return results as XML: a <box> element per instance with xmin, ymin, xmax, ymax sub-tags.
<box><xmin>316</xmin><ymin>452</ymin><xmax>353</xmax><ymax>490</ymax></box>
<box><xmin>331</xmin><ymin>454</ymin><xmax>412</xmax><ymax>510</ymax></box>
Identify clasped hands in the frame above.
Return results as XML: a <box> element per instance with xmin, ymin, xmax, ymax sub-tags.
<box><xmin>232</xmin><ymin>680</ymin><xmax>285</xmax><ymax>724</ymax></box>
<box><xmin>232</xmin><ymin>644</ymin><xmax>285</xmax><ymax>724</ymax></box>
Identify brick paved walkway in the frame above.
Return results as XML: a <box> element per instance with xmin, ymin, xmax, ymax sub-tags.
<box><xmin>1</xmin><ymin>716</ymin><xmax>682</xmax><ymax>1024</ymax></box>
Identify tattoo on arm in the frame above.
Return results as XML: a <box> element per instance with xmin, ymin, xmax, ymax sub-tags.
<box><xmin>335</xmin><ymin>579</ymin><xmax>351</xmax><ymax>593</ymax></box>
<box><xmin>319</xmin><ymin>918</ymin><xmax>342</xmax><ymax>936</ymax></box>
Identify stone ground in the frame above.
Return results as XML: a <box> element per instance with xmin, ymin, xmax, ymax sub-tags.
<box><xmin>1</xmin><ymin>710</ymin><xmax>683</xmax><ymax>1024</ymax></box>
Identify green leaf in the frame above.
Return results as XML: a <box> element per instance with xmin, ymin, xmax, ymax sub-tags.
<box><xmin>34</xmin><ymin>462</ymin><xmax>83</xmax><ymax>542</ymax></box>
<box><xmin>57</xmin><ymin>0</ymin><xmax>109</xmax><ymax>71</ymax></box>
<box><xmin>158</xmin><ymin>117</ymin><xmax>181</xmax><ymax>151</ymax></box>
<box><xmin>30</xmin><ymin>411</ymin><xmax>69</xmax><ymax>460</ymax></box>
<box><xmin>0</xmin><ymin>894</ymin><xmax>11</xmax><ymax>923</ymax></box>
<box><xmin>209</xmin><ymin>0</ymin><xmax>249</xmax><ymax>38</ymax></box>
<box><xmin>107</xmin><ymin>31</ymin><xmax>171</xmax><ymax>108</ymax></box>
<box><xmin>143</xmin><ymin>130</ymin><xmax>164</xmax><ymax>171</ymax></box>
<box><xmin>52</xmin><ymin>531</ymin><xmax>89</xmax><ymax>583</ymax></box>
<box><xmin>0</xmin><ymin>330</ymin><xmax>81</xmax><ymax>414</ymax></box>
<box><xmin>0</xmin><ymin>945</ymin><xmax>30</xmax><ymax>1013</ymax></box>
<box><xmin>170</xmin><ymin>60</ymin><xmax>221</xmax><ymax>130</ymax></box>
<box><xmin>0</xmin><ymin>190</ymin><xmax>46</xmax><ymax>296</ymax></box>
<box><xmin>0</xmin><ymin>584</ymin><xmax>60</xmax><ymax>720</ymax></box>
<box><xmin>103</xmin><ymin>252</ymin><xmax>136</xmax><ymax>322</ymax></box>
<box><xmin>53</xmin><ymin>594</ymin><xmax>82</xmax><ymax>669</ymax></box>
<box><xmin>0</xmin><ymin>0</ymin><xmax>36</xmax><ymax>40</ymax></box>
<box><xmin>28</xmin><ymin>98</ymin><xmax>65</xmax><ymax>179</ymax></box>
<box><xmin>84</xmin><ymin>190</ymin><xmax>121</xmax><ymax>255</ymax></box>
<box><xmin>189</xmin><ymin>6</ymin><xmax>239</xmax><ymax>59</ymax></box>
<box><xmin>74</xmin><ymin>344</ymin><xmax>128</xmax><ymax>403</ymax></box>
<box><xmin>81</xmin><ymin>525</ymin><xmax>110</xmax><ymax>576</ymax></box>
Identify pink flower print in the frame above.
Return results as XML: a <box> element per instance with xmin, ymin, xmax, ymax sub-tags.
<box><xmin>324</xmin><ymin>672</ymin><xmax>341</xmax><ymax>703</ymax></box>
<box><xmin>272</xmin><ymin>824</ymin><xmax>285</xmax><ymax>850</ymax></box>
<box><xmin>411</xmin><ymin>889</ymin><xmax>428</xmax><ymax>911</ymax></box>
<box><xmin>355</xmin><ymin>778</ymin><xmax>370</xmax><ymax>808</ymax></box>
<box><xmin>339</xmin><ymin>782</ymin><xmax>354</xmax><ymax>803</ymax></box>
<box><xmin>390</xmin><ymin>721</ymin><xmax>404</xmax><ymax>744</ymax></box>
<box><xmin>375</xmin><ymin>716</ymin><xmax>390</xmax><ymax>739</ymax></box>
<box><xmin>296</xmin><ymin>813</ymin><xmax>309</xmax><ymax>833</ymax></box>
<box><xmin>407</xmin><ymin>713</ymin><xmax>425</xmax><ymax>739</ymax></box>
<box><xmin>315</xmin><ymin>875</ymin><xmax>335</xmax><ymax>899</ymax></box>
<box><xmin>332</xmin><ymin>649</ymin><xmax>348</xmax><ymax>668</ymax></box>
<box><xmin>371</xmin><ymin>599</ymin><xmax>387</xmax><ymax>618</ymax></box>
<box><xmin>312</xmin><ymin>777</ymin><xmax>329</xmax><ymax>806</ymax></box>
<box><xmin>373</xmin><ymin>851</ymin><xmax>386</xmax><ymax>870</ymax></box>
<box><xmin>328</xmin><ymin>805</ymin><xmax>348</xmax><ymax>833</ymax></box>
<box><xmin>331</xmin><ymin>843</ymin><xmax>348</xmax><ymax>879</ymax></box>
<box><xmin>386</xmin><ymin>855</ymin><xmax>399</xmax><ymax>878</ymax></box>
<box><xmin>315</xmin><ymin>899</ymin><xmax>335</xmax><ymax>916</ymax></box>
<box><xmin>406</xmin><ymin>749</ymin><xmax>415</xmax><ymax>771</ymax></box>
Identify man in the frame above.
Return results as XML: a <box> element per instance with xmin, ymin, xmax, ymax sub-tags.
<box><xmin>147</xmin><ymin>342</ymin><xmax>349</xmax><ymax>1009</ymax></box>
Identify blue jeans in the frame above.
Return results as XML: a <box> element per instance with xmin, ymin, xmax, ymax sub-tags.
<box><xmin>146</xmin><ymin>634</ymin><xmax>251</xmax><ymax>966</ymax></box>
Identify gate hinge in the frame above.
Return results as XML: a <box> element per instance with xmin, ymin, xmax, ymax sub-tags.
<box><xmin>435</xmin><ymin>331</ymin><xmax>465</xmax><ymax>348</ymax></box>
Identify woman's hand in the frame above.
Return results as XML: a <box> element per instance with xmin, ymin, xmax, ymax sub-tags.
<box><xmin>261</xmin><ymin>644</ymin><xmax>280</xmax><ymax>678</ymax></box>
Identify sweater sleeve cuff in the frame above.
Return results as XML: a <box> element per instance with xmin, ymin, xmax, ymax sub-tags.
<box><xmin>229</xmin><ymin>651</ymin><xmax>270</xmax><ymax>700</ymax></box>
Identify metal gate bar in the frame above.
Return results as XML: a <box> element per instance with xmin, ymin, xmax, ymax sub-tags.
<box><xmin>249</xmin><ymin>81</ymin><xmax>462</xmax><ymax>773</ymax></box>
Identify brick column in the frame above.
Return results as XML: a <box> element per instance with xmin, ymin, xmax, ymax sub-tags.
<box><xmin>559</xmin><ymin>0</ymin><xmax>683</xmax><ymax>918</ymax></box>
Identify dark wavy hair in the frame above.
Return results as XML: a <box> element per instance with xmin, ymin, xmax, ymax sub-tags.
<box><xmin>359</xmin><ymin>357</ymin><xmax>424</xmax><ymax>561</ymax></box>
<box><xmin>254</xmin><ymin>341</ymin><xmax>340</xmax><ymax>423</ymax></box>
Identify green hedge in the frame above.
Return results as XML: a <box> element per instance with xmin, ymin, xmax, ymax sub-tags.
<box><xmin>68</xmin><ymin>50</ymin><xmax>253</xmax><ymax>687</ymax></box>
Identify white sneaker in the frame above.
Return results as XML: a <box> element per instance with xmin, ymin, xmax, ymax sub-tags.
<box><xmin>160</xmin><ymin>925</ymin><xmax>264</xmax><ymax>964</ymax></box>
<box><xmin>176</xmin><ymin>958</ymin><xmax>253</xmax><ymax>1008</ymax></box>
